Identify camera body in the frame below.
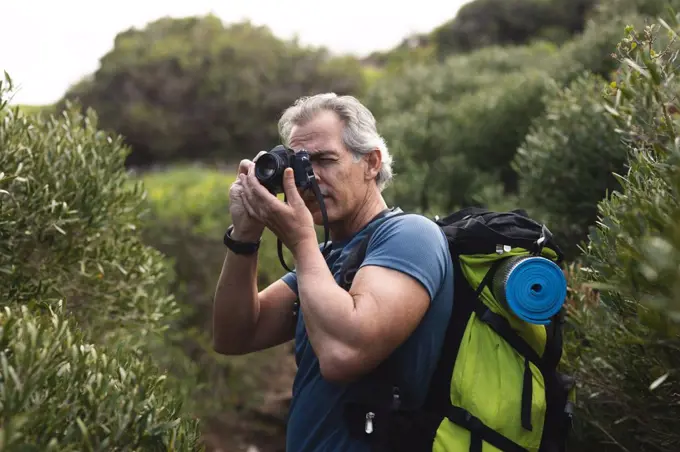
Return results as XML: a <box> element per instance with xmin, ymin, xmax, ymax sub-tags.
<box><xmin>254</xmin><ymin>145</ymin><xmax>315</xmax><ymax>194</ymax></box>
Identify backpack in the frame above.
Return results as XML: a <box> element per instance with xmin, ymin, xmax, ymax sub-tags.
<box><xmin>338</xmin><ymin>207</ymin><xmax>576</xmax><ymax>452</ymax></box>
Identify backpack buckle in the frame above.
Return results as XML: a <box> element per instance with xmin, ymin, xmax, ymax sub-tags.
<box><xmin>533</xmin><ymin>224</ymin><xmax>553</xmax><ymax>255</ymax></box>
<box><xmin>496</xmin><ymin>244</ymin><xmax>511</xmax><ymax>254</ymax></box>
<box><xmin>463</xmin><ymin>410</ymin><xmax>484</xmax><ymax>433</ymax></box>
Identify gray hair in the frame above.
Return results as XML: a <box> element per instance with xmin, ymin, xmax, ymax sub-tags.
<box><xmin>277</xmin><ymin>93</ymin><xmax>394</xmax><ymax>191</ymax></box>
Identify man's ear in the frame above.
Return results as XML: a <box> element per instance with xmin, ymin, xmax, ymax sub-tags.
<box><xmin>364</xmin><ymin>148</ymin><xmax>382</xmax><ymax>182</ymax></box>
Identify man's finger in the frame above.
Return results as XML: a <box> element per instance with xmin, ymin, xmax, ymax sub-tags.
<box><xmin>241</xmin><ymin>191</ymin><xmax>259</xmax><ymax>220</ymax></box>
<box><xmin>238</xmin><ymin>159</ymin><xmax>253</xmax><ymax>176</ymax></box>
<box><xmin>246</xmin><ymin>164</ymin><xmax>280</xmax><ymax>204</ymax></box>
<box><xmin>241</xmin><ymin>176</ymin><xmax>263</xmax><ymax>219</ymax></box>
<box><xmin>282</xmin><ymin>168</ymin><xmax>304</xmax><ymax>207</ymax></box>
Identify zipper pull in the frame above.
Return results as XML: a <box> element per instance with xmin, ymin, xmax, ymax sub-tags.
<box><xmin>364</xmin><ymin>411</ymin><xmax>375</xmax><ymax>434</ymax></box>
<box><xmin>392</xmin><ymin>387</ymin><xmax>401</xmax><ymax>410</ymax></box>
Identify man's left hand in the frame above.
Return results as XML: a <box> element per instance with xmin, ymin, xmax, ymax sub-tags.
<box><xmin>240</xmin><ymin>165</ymin><xmax>317</xmax><ymax>254</ymax></box>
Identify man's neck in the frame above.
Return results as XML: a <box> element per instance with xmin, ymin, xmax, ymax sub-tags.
<box><xmin>329</xmin><ymin>192</ymin><xmax>388</xmax><ymax>243</ymax></box>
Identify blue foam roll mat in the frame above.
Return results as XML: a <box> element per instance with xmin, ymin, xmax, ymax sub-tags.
<box><xmin>491</xmin><ymin>255</ymin><xmax>567</xmax><ymax>325</ymax></box>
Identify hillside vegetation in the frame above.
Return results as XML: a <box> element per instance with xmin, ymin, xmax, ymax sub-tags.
<box><xmin>4</xmin><ymin>0</ymin><xmax>680</xmax><ymax>450</ymax></box>
<box><xmin>0</xmin><ymin>77</ymin><xmax>202</xmax><ymax>450</ymax></box>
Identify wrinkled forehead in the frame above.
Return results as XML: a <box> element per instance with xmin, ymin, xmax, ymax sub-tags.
<box><xmin>288</xmin><ymin>131</ymin><xmax>336</xmax><ymax>155</ymax></box>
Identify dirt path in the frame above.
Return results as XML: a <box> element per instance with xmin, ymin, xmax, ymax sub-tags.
<box><xmin>201</xmin><ymin>343</ymin><xmax>297</xmax><ymax>452</ymax></box>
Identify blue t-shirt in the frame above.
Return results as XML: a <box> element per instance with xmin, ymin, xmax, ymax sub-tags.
<box><xmin>281</xmin><ymin>208</ymin><xmax>454</xmax><ymax>452</ymax></box>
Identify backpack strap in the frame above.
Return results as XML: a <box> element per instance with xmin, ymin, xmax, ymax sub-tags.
<box><xmin>446</xmin><ymin>405</ymin><xmax>528</xmax><ymax>452</ymax></box>
<box><xmin>337</xmin><ymin>209</ymin><xmax>409</xmax><ymax>291</ymax></box>
<box><xmin>335</xmin><ymin>210</ymin><xmax>416</xmax><ymax>448</ymax></box>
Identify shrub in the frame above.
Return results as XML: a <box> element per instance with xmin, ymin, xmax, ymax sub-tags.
<box><xmin>513</xmin><ymin>72</ymin><xmax>629</xmax><ymax>259</ymax></box>
<box><xmin>587</xmin><ymin>17</ymin><xmax>680</xmax><ymax>318</ymax></box>
<box><xmin>561</xmin><ymin>263</ymin><xmax>679</xmax><ymax>452</ymax></box>
<box><xmin>138</xmin><ymin>165</ymin><xmax>290</xmax><ymax>289</ymax></box>
<box><xmin>552</xmin><ymin>12</ymin><xmax>649</xmax><ymax>84</ymax></box>
<box><xmin>450</xmin><ymin>68</ymin><xmax>553</xmax><ymax>191</ymax></box>
<box><xmin>562</xmin><ymin>17</ymin><xmax>680</xmax><ymax>451</ymax></box>
<box><xmin>365</xmin><ymin>41</ymin><xmax>556</xmax><ymax>120</ymax></box>
<box><xmin>0</xmin><ymin>93</ymin><xmax>176</xmax><ymax>344</ymax></box>
<box><xmin>0</xmin><ymin>73</ymin><xmax>201</xmax><ymax>450</ymax></box>
<box><xmin>0</xmin><ymin>304</ymin><xmax>202</xmax><ymax>451</ymax></box>
<box><xmin>371</xmin><ymin>65</ymin><xmax>552</xmax><ymax>214</ymax></box>
<box><xmin>429</xmin><ymin>0</ymin><xmax>594</xmax><ymax>56</ymax></box>
<box><xmin>594</xmin><ymin>0</ymin><xmax>680</xmax><ymax>19</ymax></box>
<box><xmin>374</xmin><ymin>98</ymin><xmax>483</xmax><ymax>214</ymax></box>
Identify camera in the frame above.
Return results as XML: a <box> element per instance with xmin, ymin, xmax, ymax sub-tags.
<box><xmin>254</xmin><ymin>145</ymin><xmax>315</xmax><ymax>194</ymax></box>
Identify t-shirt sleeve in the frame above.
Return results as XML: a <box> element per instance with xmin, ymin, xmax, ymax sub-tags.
<box><xmin>281</xmin><ymin>269</ymin><xmax>299</xmax><ymax>296</ymax></box>
<box><xmin>360</xmin><ymin>214</ymin><xmax>449</xmax><ymax>300</ymax></box>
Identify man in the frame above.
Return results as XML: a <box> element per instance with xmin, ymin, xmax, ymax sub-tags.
<box><xmin>212</xmin><ymin>93</ymin><xmax>454</xmax><ymax>451</ymax></box>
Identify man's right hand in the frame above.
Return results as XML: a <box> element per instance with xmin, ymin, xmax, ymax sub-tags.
<box><xmin>229</xmin><ymin>151</ymin><xmax>267</xmax><ymax>242</ymax></box>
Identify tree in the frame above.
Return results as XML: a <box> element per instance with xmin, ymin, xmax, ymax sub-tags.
<box><xmin>59</xmin><ymin>15</ymin><xmax>367</xmax><ymax>167</ymax></box>
<box><xmin>513</xmin><ymin>72</ymin><xmax>630</xmax><ymax>258</ymax></box>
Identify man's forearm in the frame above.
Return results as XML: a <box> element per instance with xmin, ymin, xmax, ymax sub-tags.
<box><xmin>293</xmin><ymin>238</ymin><xmax>370</xmax><ymax>359</ymax></box>
<box><xmin>212</xmin><ymin>248</ymin><xmax>260</xmax><ymax>354</ymax></box>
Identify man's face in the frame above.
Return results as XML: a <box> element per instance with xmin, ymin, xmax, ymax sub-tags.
<box><xmin>288</xmin><ymin>110</ymin><xmax>371</xmax><ymax>225</ymax></box>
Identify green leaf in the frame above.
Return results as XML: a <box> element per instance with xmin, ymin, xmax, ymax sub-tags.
<box><xmin>649</xmin><ymin>372</ymin><xmax>670</xmax><ymax>391</ymax></box>
<box><xmin>624</xmin><ymin>58</ymin><xmax>651</xmax><ymax>79</ymax></box>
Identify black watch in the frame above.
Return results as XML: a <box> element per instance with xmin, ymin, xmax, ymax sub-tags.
<box><xmin>223</xmin><ymin>225</ymin><xmax>261</xmax><ymax>255</ymax></box>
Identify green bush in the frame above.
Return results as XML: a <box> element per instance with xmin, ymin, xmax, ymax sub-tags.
<box><xmin>449</xmin><ymin>68</ymin><xmax>553</xmax><ymax>191</ymax></box>
<box><xmin>594</xmin><ymin>0</ymin><xmax>680</xmax><ymax>19</ymax></box>
<box><xmin>429</xmin><ymin>0</ymin><xmax>595</xmax><ymax>56</ymax></box>
<box><xmin>374</xmin><ymin>97</ymin><xmax>482</xmax><ymax>214</ymax></box>
<box><xmin>365</xmin><ymin>41</ymin><xmax>556</xmax><ymax>120</ymax></box>
<box><xmin>562</xmin><ymin>264</ymin><xmax>679</xmax><ymax>452</ymax></box>
<box><xmin>0</xmin><ymin>95</ymin><xmax>175</xmax><ymax>343</ymax></box>
<box><xmin>0</xmin><ymin>73</ymin><xmax>201</xmax><ymax>450</ymax></box>
<box><xmin>59</xmin><ymin>15</ymin><xmax>366</xmax><ymax>167</ymax></box>
<box><xmin>562</xmin><ymin>18</ymin><xmax>680</xmax><ymax>451</ymax></box>
<box><xmin>138</xmin><ymin>165</ymin><xmax>289</xmax><ymax>289</ymax></box>
<box><xmin>137</xmin><ymin>165</ymin><xmax>295</xmax><ymax>419</ymax></box>
<box><xmin>552</xmin><ymin>12</ymin><xmax>649</xmax><ymax>84</ymax></box>
<box><xmin>368</xmin><ymin>59</ymin><xmax>553</xmax><ymax>214</ymax></box>
<box><xmin>0</xmin><ymin>304</ymin><xmax>201</xmax><ymax>451</ymax></box>
<box><xmin>513</xmin><ymin>72</ymin><xmax>629</xmax><ymax>258</ymax></box>
<box><xmin>586</xmin><ymin>17</ymin><xmax>680</xmax><ymax>318</ymax></box>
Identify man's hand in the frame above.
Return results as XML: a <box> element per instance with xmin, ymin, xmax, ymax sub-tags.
<box><xmin>241</xmin><ymin>165</ymin><xmax>317</xmax><ymax>253</ymax></box>
<box><xmin>229</xmin><ymin>153</ymin><xmax>267</xmax><ymax>242</ymax></box>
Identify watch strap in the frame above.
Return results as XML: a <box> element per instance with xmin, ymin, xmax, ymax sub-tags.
<box><xmin>223</xmin><ymin>225</ymin><xmax>261</xmax><ymax>255</ymax></box>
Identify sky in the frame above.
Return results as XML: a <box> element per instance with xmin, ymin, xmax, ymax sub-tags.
<box><xmin>1</xmin><ymin>0</ymin><xmax>470</xmax><ymax>106</ymax></box>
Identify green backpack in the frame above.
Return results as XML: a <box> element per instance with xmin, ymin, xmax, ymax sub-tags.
<box><xmin>338</xmin><ymin>207</ymin><xmax>576</xmax><ymax>452</ymax></box>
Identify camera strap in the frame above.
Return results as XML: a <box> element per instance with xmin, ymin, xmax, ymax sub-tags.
<box><xmin>277</xmin><ymin>175</ymin><xmax>331</xmax><ymax>273</ymax></box>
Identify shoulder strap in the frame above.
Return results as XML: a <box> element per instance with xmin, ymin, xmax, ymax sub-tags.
<box><xmin>337</xmin><ymin>210</ymin><xmax>409</xmax><ymax>291</ymax></box>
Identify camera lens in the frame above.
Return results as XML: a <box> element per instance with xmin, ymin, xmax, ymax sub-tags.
<box><xmin>255</xmin><ymin>153</ymin><xmax>281</xmax><ymax>181</ymax></box>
